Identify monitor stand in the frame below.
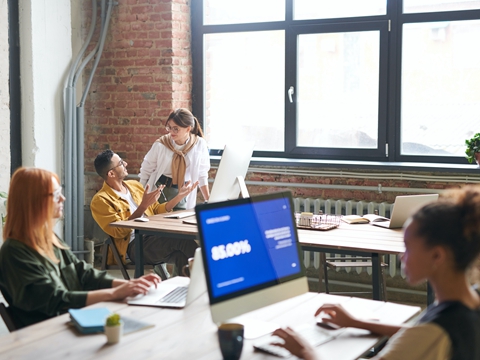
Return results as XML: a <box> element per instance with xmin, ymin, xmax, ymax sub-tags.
<box><xmin>228</xmin><ymin>315</ymin><xmax>279</xmax><ymax>339</ymax></box>
<box><xmin>236</xmin><ymin>176</ymin><xmax>250</xmax><ymax>199</ymax></box>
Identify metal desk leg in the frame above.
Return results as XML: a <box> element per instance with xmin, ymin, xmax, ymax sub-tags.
<box><xmin>371</xmin><ymin>253</ymin><xmax>381</xmax><ymax>300</ymax></box>
<box><xmin>427</xmin><ymin>282</ymin><xmax>435</xmax><ymax>305</ymax></box>
<box><xmin>134</xmin><ymin>230</ymin><xmax>144</xmax><ymax>278</ymax></box>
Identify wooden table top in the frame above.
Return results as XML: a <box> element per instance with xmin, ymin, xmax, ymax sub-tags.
<box><xmin>0</xmin><ymin>277</ymin><xmax>420</xmax><ymax>360</ymax></box>
<box><xmin>111</xmin><ymin>210</ymin><xmax>198</xmax><ymax>237</ymax></box>
<box><xmin>111</xmin><ymin>210</ymin><xmax>405</xmax><ymax>255</ymax></box>
<box><xmin>298</xmin><ymin>223</ymin><xmax>405</xmax><ymax>255</ymax></box>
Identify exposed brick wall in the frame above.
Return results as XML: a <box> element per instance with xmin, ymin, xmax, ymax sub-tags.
<box><xmin>82</xmin><ymin>0</ymin><xmax>192</xmax><ymax>201</ymax></box>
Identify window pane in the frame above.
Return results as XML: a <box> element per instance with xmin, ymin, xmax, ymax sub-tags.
<box><xmin>401</xmin><ymin>20</ymin><xmax>480</xmax><ymax>156</ymax></box>
<box><xmin>205</xmin><ymin>31</ymin><xmax>285</xmax><ymax>151</ymax></box>
<box><xmin>297</xmin><ymin>31</ymin><xmax>380</xmax><ymax>148</ymax></box>
<box><xmin>404</xmin><ymin>0</ymin><xmax>480</xmax><ymax>14</ymax></box>
<box><xmin>294</xmin><ymin>0</ymin><xmax>386</xmax><ymax>20</ymax></box>
<box><xmin>204</xmin><ymin>0</ymin><xmax>285</xmax><ymax>25</ymax></box>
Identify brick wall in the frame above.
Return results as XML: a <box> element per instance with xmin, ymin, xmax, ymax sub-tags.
<box><xmin>83</xmin><ymin>0</ymin><xmax>192</xmax><ymax>201</ymax></box>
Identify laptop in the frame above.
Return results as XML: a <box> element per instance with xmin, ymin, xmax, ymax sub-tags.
<box><xmin>372</xmin><ymin>194</ymin><xmax>439</xmax><ymax>229</ymax></box>
<box><xmin>127</xmin><ymin>247</ymin><xmax>206</xmax><ymax>308</ymax></box>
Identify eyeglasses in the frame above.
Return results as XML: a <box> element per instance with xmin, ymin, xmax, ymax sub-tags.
<box><xmin>165</xmin><ymin>125</ymin><xmax>181</xmax><ymax>134</ymax></box>
<box><xmin>107</xmin><ymin>159</ymin><xmax>126</xmax><ymax>175</ymax></box>
<box><xmin>50</xmin><ymin>187</ymin><xmax>64</xmax><ymax>202</ymax></box>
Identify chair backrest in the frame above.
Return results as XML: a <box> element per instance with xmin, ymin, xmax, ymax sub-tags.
<box><xmin>0</xmin><ymin>302</ymin><xmax>18</xmax><ymax>332</ymax></box>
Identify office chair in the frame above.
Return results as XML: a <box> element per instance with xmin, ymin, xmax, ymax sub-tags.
<box><xmin>100</xmin><ymin>237</ymin><xmax>168</xmax><ymax>280</ymax></box>
<box><xmin>320</xmin><ymin>253</ymin><xmax>388</xmax><ymax>301</ymax></box>
<box><xmin>0</xmin><ymin>302</ymin><xmax>18</xmax><ymax>332</ymax></box>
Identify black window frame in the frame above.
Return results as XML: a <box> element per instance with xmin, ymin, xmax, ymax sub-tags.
<box><xmin>191</xmin><ymin>0</ymin><xmax>480</xmax><ymax>166</ymax></box>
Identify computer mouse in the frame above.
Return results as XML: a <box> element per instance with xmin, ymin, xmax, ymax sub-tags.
<box><xmin>134</xmin><ymin>217</ymin><xmax>149</xmax><ymax>222</ymax></box>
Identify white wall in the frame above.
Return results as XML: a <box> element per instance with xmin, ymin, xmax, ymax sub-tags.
<box><xmin>19</xmin><ymin>0</ymin><xmax>72</xmax><ymax>174</ymax></box>
<box><xmin>0</xmin><ymin>0</ymin><xmax>10</xmax><ymax>195</ymax></box>
<box><xmin>0</xmin><ymin>0</ymin><xmax>10</xmax><ymax>231</ymax></box>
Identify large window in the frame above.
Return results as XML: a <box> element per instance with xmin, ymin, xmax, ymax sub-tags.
<box><xmin>192</xmin><ymin>0</ymin><xmax>480</xmax><ymax>164</ymax></box>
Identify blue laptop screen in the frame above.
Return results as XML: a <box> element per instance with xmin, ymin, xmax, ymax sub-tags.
<box><xmin>196</xmin><ymin>193</ymin><xmax>303</xmax><ymax>301</ymax></box>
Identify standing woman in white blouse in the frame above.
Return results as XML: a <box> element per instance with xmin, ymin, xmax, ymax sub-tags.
<box><xmin>139</xmin><ymin>108</ymin><xmax>210</xmax><ymax>210</ymax></box>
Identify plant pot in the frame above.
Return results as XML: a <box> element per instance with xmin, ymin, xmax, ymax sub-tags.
<box><xmin>104</xmin><ymin>322</ymin><xmax>123</xmax><ymax>344</ymax></box>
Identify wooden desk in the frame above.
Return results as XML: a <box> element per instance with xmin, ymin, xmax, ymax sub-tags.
<box><xmin>0</xmin><ymin>280</ymin><xmax>420</xmax><ymax>360</ymax></box>
<box><xmin>298</xmin><ymin>224</ymin><xmax>405</xmax><ymax>301</ymax></box>
<box><xmin>111</xmin><ymin>215</ymin><xmax>406</xmax><ymax>300</ymax></box>
<box><xmin>111</xmin><ymin>211</ymin><xmax>198</xmax><ymax>278</ymax></box>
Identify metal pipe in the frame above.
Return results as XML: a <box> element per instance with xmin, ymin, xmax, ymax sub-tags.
<box><xmin>80</xmin><ymin>0</ymin><xmax>114</xmax><ymax>106</ymax></box>
<box><xmin>76</xmin><ymin>105</ymin><xmax>85</xmax><ymax>259</ymax></box>
<box><xmin>63</xmin><ymin>0</ymin><xmax>97</xmax><ymax>249</ymax></box>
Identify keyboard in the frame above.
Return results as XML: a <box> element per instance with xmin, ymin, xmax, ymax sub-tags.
<box><xmin>156</xmin><ymin>286</ymin><xmax>188</xmax><ymax>304</ymax></box>
<box><xmin>253</xmin><ymin>323</ymin><xmax>337</xmax><ymax>358</ymax></box>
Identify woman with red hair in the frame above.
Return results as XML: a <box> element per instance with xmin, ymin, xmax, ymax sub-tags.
<box><xmin>0</xmin><ymin>167</ymin><xmax>160</xmax><ymax>329</ymax></box>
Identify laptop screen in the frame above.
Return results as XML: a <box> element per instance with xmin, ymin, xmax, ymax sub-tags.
<box><xmin>195</xmin><ymin>191</ymin><xmax>304</xmax><ymax>304</ymax></box>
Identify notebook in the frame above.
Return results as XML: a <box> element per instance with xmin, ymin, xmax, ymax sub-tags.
<box><xmin>372</xmin><ymin>194</ymin><xmax>439</xmax><ymax>229</ymax></box>
<box><xmin>127</xmin><ymin>247</ymin><xmax>206</xmax><ymax>308</ymax></box>
<box><xmin>69</xmin><ymin>307</ymin><xmax>111</xmax><ymax>334</ymax></box>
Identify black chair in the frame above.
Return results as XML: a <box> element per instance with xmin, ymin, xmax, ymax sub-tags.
<box><xmin>0</xmin><ymin>302</ymin><xmax>18</xmax><ymax>332</ymax></box>
<box><xmin>320</xmin><ymin>253</ymin><xmax>388</xmax><ymax>301</ymax></box>
<box><xmin>100</xmin><ymin>236</ymin><xmax>168</xmax><ymax>280</ymax></box>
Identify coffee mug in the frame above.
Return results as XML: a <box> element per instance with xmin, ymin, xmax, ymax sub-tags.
<box><xmin>217</xmin><ymin>323</ymin><xmax>244</xmax><ymax>360</ymax></box>
<box><xmin>182</xmin><ymin>257</ymin><xmax>195</xmax><ymax>277</ymax></box>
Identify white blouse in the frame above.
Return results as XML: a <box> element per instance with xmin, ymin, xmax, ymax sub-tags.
<box><xmin>138</xmin><ymin>136</ymin><xmax>210</xmax><ymax>209</ymax></box>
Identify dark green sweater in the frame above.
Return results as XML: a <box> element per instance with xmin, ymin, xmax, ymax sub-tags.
<box><xmin>0</xmin><ymin>237</ymin><xmax>114</xmax><ymax>329</ymax></box>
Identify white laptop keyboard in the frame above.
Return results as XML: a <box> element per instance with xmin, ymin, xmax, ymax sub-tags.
<box><xmin>156</xmin><ymin>286</ymin><xmax>188</xmax><ymax>304</ymax></box>
<box><xmin>253</xmin><ymin>323</ymin><xmax>337</xmax><ymax>358</ymax></box>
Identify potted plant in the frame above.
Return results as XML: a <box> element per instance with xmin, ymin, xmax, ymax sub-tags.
<box><xmin>465</xmin><ymin>132</ymin><xmax>480</xmax><ymax>166</ymax></box>
<box><xmin>104</xmin><ymin>313</ymin><xmax>123</xmax><ymax>344</ymax></box>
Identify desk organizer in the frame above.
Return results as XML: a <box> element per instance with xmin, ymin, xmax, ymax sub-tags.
<box><xmin>295</xmin><ymin>213</ymin><xmax>342</xmax><ymax>231</ymax></box>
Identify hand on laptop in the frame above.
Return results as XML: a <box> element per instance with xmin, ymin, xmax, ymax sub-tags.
<box><xmin>271</xmin><ymin>327</ymin><xmax>318</xmax><ymax>360</ymax></box>
<box><xmin>111</xmin><ymin>273</ymin><xmax>161</xmax><ymax>301</ymax></box>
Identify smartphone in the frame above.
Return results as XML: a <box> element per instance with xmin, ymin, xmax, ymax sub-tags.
<box><xmin>156</xmin><ymin>174</ymin><xmax>172</xmax><ymax>187</ymax></box>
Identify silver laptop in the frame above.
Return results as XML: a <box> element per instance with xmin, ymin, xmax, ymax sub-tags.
<box><xmin>127</xmin><ymin>247</ymin><xmax>206</xmax><ymax>308</ymax></box>
<box><xmin>373</xmin><ymin>194</ymin><xmax>439</xmax><ymax>229</ymax></box>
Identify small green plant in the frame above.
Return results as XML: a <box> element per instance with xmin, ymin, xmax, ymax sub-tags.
<box><xmin>105</xmin><ymin>313</ymin><xmax>121</xmax><ymax>327</ymax></box>
<box><xmin>465</xmin><ymin>133</ymin><xmax>480</xmax><ymax>164</ymax></box>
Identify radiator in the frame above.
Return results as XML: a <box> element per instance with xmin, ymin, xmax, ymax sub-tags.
<box><xmin>293</xmin><ymin>197</ymin><xmax>403</xmax><ymax>279</ymax></box>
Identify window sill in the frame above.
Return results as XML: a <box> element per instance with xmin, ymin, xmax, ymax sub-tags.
<box><xmin>210</xmin><ymin>155</ymin><xmax>480</xmax><ymax>176</ymax></box>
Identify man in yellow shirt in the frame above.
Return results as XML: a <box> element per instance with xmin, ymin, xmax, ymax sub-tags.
<box><xmin>90</xmin><ymin>149</ymin><xmax>199</xmax><ymax>276</ymax></box>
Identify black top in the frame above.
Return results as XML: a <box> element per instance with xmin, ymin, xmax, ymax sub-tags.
<box><xmin>419</xmin><ymin>293</ymin><xmax>480</xmax><ymax>360</ymax></box>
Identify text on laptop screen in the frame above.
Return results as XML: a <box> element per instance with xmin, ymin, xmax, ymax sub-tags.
<box><xmin>197</xmin><ymin>194</ymin><xmax>302</xmax><ymax>300</ymax></box>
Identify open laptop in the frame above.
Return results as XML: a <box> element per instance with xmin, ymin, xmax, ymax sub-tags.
<box><xmin>127</xmin><ymin>247</ymin><xmax>206</xmax><ymax>308</ymax></box>
<box><xmin>372</xmin><ymin>194</ymin><xmax>439</xmax><ymax>229</ymax></box>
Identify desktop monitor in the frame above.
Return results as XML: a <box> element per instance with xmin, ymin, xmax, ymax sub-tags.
<box><xmin>195</xmin><ymin>191</ymin><xmax>308</xmax><ymax>338</ymax></box>
<box><xmin>208</xmin><ymin>141</ymin><xmax>255</xmax><ymax>203</ymax></box>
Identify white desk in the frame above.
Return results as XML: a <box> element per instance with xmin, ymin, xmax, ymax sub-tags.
<box><xmin>0</xmin><ymin>277</ymin><xmax>420</xmax><ymax>360</ymax></box>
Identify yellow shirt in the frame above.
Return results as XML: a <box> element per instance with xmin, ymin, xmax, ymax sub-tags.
<box><xmin>90</xmin><ymin>180</ymin><xmax>167</xmax><ymax>265</ymax></box>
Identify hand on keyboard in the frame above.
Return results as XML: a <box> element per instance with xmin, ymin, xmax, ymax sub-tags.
<box><xmin>254</xmin><ymin>324</ymin><xmax>333</xmax><ymax>359</ymax></box>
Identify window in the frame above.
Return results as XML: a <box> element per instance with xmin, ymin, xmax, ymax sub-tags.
<box><xmin>192</xmin><ymin>0</ymin><xmax>480</xmax><ymax>164</ymax></box>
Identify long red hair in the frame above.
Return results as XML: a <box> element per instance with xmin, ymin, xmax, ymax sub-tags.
<box><xmin>2</xmin><ymin>167</ymin><xmax>65</xmax><ymax>262</ymax></box>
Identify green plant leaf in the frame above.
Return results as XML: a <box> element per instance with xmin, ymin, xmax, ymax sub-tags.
<box><xmin>0</xmin><ymin>192</ymin><xmax>7</xmax><ymax>199</ymax></box>
<box><xmin>105</xmin><ymin>313</ymin><xmax>121</xmax><ymax>326</ymax></box>
<box><xmin>465</xmin><ymin>132</ymin><xmax>480</xmax><ymax>163</ymax></box>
